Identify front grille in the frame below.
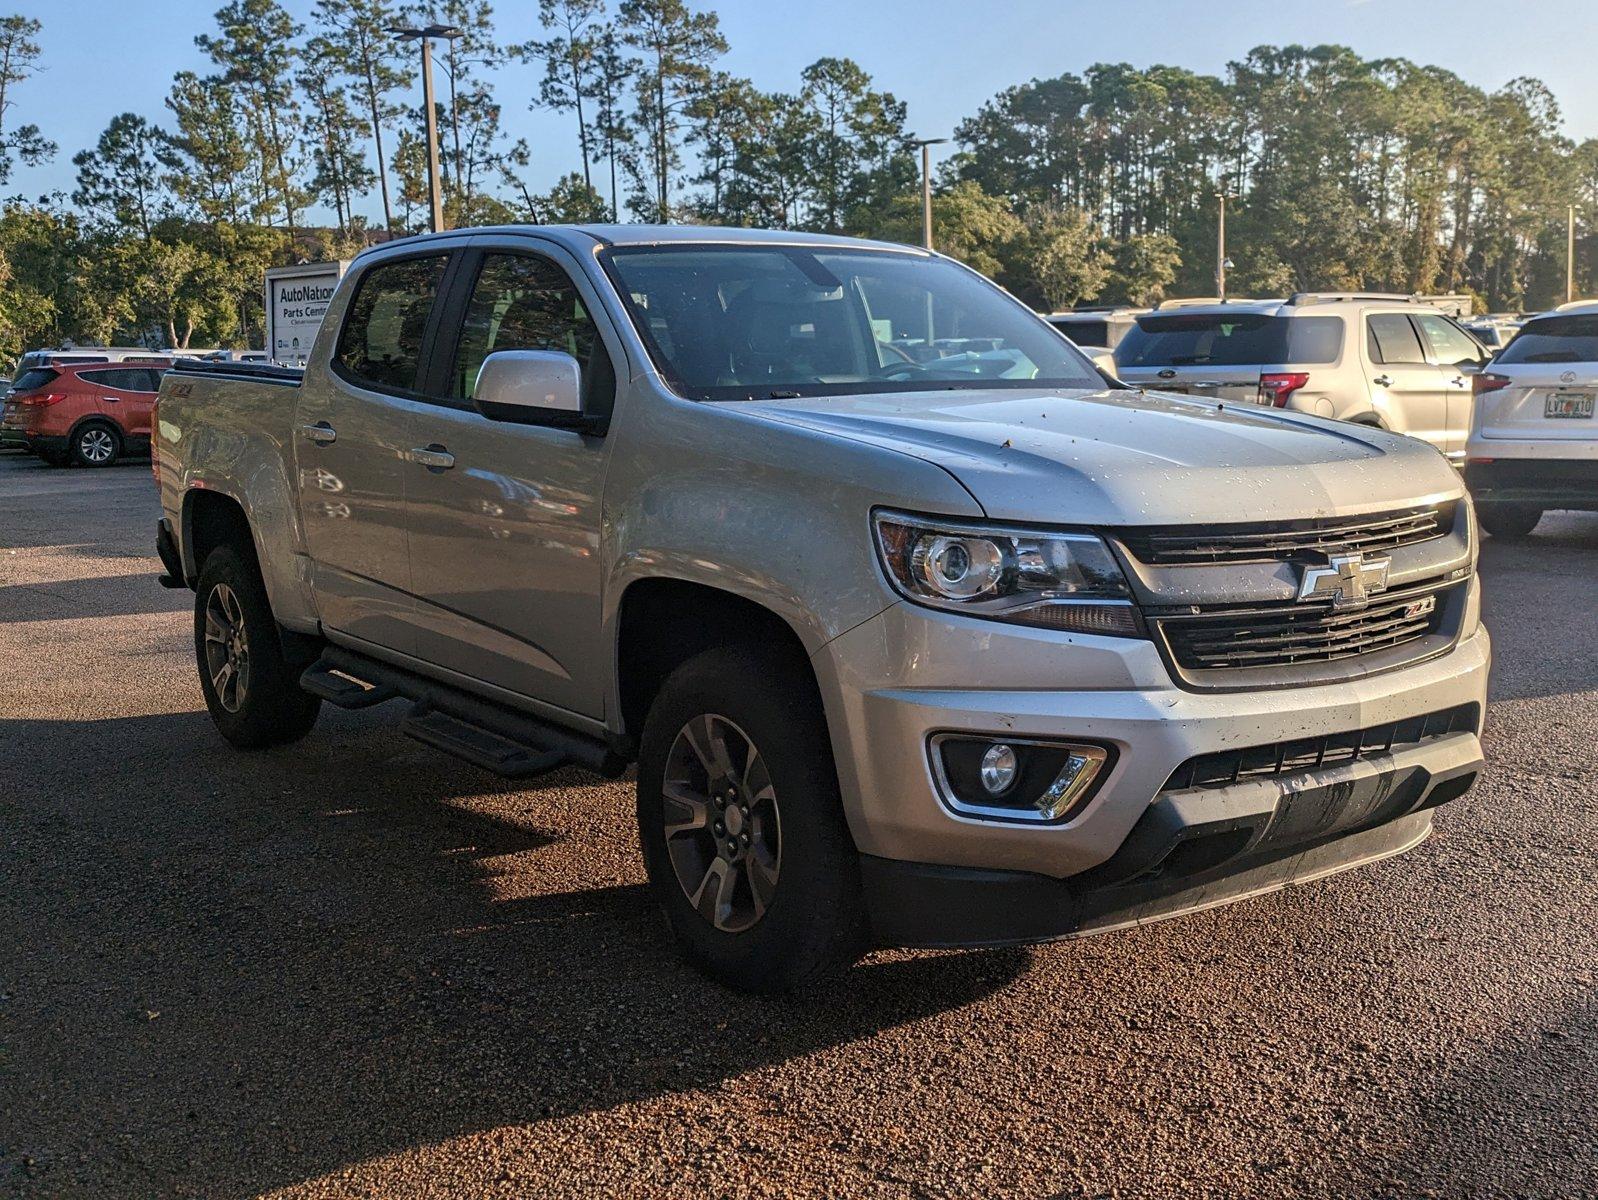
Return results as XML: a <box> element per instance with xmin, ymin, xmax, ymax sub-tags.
<box><xmin>1119</xmin><ymin>504</ymin><xmax>1453</xmax><ymax>565</ymax></box>
<box><xmin>1163</xmin><ymin>703</ymin><xmax>1479</xmax><ymax>792</ymax></box>
<box><xmin>1157</xmin><ymin>575</ymin><xmax>1456</xmax><ymax>672</ymax></box>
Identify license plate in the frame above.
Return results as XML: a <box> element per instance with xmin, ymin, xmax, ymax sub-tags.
<box><xmin>1545</xmin><ymin>391</ymin><xmax>1594</xmax><ymax>418</ymax></box>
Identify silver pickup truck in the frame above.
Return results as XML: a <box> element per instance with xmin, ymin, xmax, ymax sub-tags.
<box><xmin>154</xmin><ymin>225</ymin><xmax>1490</xmax><ymax>991</ymax></box>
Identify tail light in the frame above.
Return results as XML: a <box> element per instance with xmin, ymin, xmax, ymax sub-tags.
<box><xmin>1473</xmin><ymin>372</ymin><xmax>1513</xmax><ymax>396</ymax></box>
<box><xmin>19</xmin><ymin>391</ymin><xmax>68</xmax><ymax>406</ymax></box>
<box><xmin>1258</xmin><ymin>372</ymin><xmax>1310</xmax><ymax>408</ymax></box>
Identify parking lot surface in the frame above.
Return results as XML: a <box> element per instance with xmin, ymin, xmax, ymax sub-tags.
<box><xmin>2</xmin><ymin>449</ymin><xmax>1595</xmax><ymax>1199</ymax></box>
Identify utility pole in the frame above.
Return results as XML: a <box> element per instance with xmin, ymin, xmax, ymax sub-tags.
<box><xmin>390</xmin><ymin>24</ymin><xmax>464</xmax><ymax>234</ymax></box>
<box><xmin>909</xmin><ymin>136</ymin><xmax>948</xmax><ymax>250</ymax></box>
<box><xmin>1568</xmin><ymin>205</ymin><xmax>1576</xmax><ymax>305</ymax></box>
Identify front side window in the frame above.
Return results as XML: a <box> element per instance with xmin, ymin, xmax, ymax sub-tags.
<box><xmin>334</xmin><ymin>255</ymin><xmax>449</xmax><ymax>391</ymax></box>
<box><xmin>1366</xmin><ymin>314</ymin><xmax>1426</xmax><ymax>365</ymax></box>
<box><xmin>1494</xmin><ymin>315</ymin><xmax>1598</xmax><ymax>364</ymax></box>
<box><xmin>601</xmin><ymin>245</ymin><xmax>1102</xmax><ymax>400</ymax></box>
<box><xmin>1414</xmin><ymin>313</ymin><xmax>1483</xmax><ymax>366</ymax></box>
<box><xmin>449</xmin><ymin>252</ymin><xmax>613</xmax><ymax>410</ymax></box>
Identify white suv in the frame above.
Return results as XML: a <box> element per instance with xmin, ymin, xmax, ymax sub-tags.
<box><xmin>1114</xmin><ymin>294</ymin><xmax>1492</xmax><ymax>462</ymax></box>
<box><xmin>1466</xmin><ymin>303</ymin><xmax>1598</xmax><ymax>537</ymax></box>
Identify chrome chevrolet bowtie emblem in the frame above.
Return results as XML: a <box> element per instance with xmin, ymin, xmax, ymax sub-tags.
<box><xmin>1298</xmin><ymin>553</ymin><xmax>1391</xmax><ymax>611</ymax></box>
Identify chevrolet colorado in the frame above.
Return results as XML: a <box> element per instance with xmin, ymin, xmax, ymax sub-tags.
<box><xmin>154</xmin><ymin>226</ymin><xmax>1489</xmax><ymax>991</ymax></box>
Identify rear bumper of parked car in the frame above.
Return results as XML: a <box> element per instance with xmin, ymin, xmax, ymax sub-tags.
<box><xmin>812</xmin><ymin>599</ymin><xmax>1490</xmax><ymax>948</ymax></box>
<box><xmin>1466</xmin><ymin>454</ymin><xmax>1598</xmax><ymax>510</ymax></box>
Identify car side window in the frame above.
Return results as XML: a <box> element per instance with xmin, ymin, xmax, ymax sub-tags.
<box><xmin>1414</xmin><ymin>313</ymin><xmax>1483</xmax><ymax>366</ymax></box>
<box><xmin>1366</xmin><ymin>314</ymin><xmax>1426</xmax><ymax>365</ymax></box>
<box><xmin>334</xmin><ymin>255</ymin><xmax>450</xmax><ymax>392</ymax></box>
<box><xmin>449</xmin><ymin>252</ymin><xmax>616</xmax><ymax>414</ymax></box>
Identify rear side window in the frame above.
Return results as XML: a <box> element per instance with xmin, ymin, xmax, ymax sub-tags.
<box><xmin>334</xmin><ymin>255</ymin><xmax>449</xmax><ymax>391</ymax></box>
<box><xmin>1366</xmin><ymin>314</ymin><xmax>1427</xmax><ymax>365</ymax></box>
<box><xmin>1116</xmin><ymin>314</ymin><xmax>1342</xmax><ymax>367</ymax></box>
<box><xmin>11</xmin><ymin>368</ymin><xmax>58</xmax><ymax>391</ymax></box>
<box><xmin>1496</xmin><ymin>315</ymin><xmax>1598</xmax><ymax>364</ymax></box>
<box><xmin>80</xmin><ymin>368</ymin><xmax>148</xmax><ymax>389</ymax></box>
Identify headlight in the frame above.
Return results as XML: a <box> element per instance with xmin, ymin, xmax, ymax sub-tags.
<box><xmin>873</xmin><ymin>510</ymin><xmax>1142</xmax><ymax>636</ymax></box>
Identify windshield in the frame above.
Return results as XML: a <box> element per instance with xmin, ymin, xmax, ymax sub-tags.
<box><xmin>1117</xmin><ymin>313</ymin><xmax>1343</xmax><ymax>367</ymax></box>
<box><xmin>1496</xmin><ymin>315</ymin><xmax>1598</xmax><ymax>364</ymax></box>
<box><xmin>600</xmin><ymin>244</ymin><xmax>1104</xmax><ymax>400</ymax></box>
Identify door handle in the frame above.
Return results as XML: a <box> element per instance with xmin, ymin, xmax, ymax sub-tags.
<box><xmin>1450</xmin><ymin>376</ymin><xmax>1467</xmax><ymax>387</ymax></box>
<box><xmin>298</xmin><ymin>421</ymin><xmax>337</xmax><ymax>445</ymax></box>
<box><xmin>1373</xmin><ymin>375</ymin><xmax>1393</xmax><ymax>388</ymax></box>
<box><xmin>101</xmin><ymin>395</ymin><xmax>119</xmax><ymax>403</ymax></box>
<box><xmin>408</xmin><ymin>444</ymin><xmax>455</xmax><ymax>471</ymax></box>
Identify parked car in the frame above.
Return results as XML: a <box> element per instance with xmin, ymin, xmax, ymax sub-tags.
<box><xmin>1465</xmin><ymin>303</ymin><xmax>1598</xmax><ymax>537</ymax></box>
<box><xmin>153</xmin><ymin>226</ymin><xmax>1487</xmax><ymax>992</ymax></box>
<box><xmin>1113</xmin><ymin>293</ymin><xmax>1492</xmax><ymax>462</ymax></box>
<box><xmin>1043</xmin><ymin>306</ymin><xmax>1148</xmax><ymax>349</ymax></box>
<box><xmin>1</xmin><ymin>360</ymin><xmax>170</xmax><ymax>465</ymax></box>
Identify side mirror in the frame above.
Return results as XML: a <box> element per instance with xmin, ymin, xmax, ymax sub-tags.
<box><xmin>473</xmin><ymin>349</ymin><xmax>603</xmax><ymax>433</ymax></box>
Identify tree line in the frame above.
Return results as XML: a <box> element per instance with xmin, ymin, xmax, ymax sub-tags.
<box><xmin>1</xmin><ymin>2</ymin><xmax>1595</xmax><ymax>360</ymax></box>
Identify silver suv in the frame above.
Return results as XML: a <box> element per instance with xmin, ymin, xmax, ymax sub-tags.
<box><xmin>1114</xmin><ymin>294</ymin><xmax>1492</xmax><ymax>462</ymax></box>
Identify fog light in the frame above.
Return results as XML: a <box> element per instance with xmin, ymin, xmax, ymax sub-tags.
<box><xmin>979</xmin><ymin>744</ymin><xmax>1018</xmax><ymax>794</ymax></box>
<box><xmin>933</xmin><ymin>736</ymin><xmax>1115</xmax><ymax>824</ymax></box>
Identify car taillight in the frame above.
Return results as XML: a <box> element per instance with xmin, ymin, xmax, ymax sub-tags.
<box><xmin>1473</xmin><ymin>372</ymin><xmax>1513</xmax><ymax>396</ymax></box>
<box><xmin>1257</xmin><ymin>372</ymin><xmax>1310</xmax><ymax>408</ymax></box>
<box><xmin>20</xmin><ymin>391</ymin><xmax>68</xmax><ymax>406</ymax></box>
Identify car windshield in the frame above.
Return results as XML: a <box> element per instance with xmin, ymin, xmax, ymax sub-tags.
<box><xmin>1117</xmin><ymin>313</ymin><xmax>1343</xmax><ymax>367</ymax></box>
<box><xmin>600</xmin><ymin>244</ymin><xmax>1103</xmax><ymax>400</ymax></box>
<box><xmin>1495</xmin><ymin>315</ymin><xmax>1598</xmax><ymax>364</ymax></box>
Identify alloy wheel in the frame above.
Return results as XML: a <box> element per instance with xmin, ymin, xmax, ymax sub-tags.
<box><xmin>661</xmin><ymin>713</ymin><xmax>781</xmax><ymax>933</ymax></box>
<box><xmin>79</xmin><ymin>428</ymin><xmax>115</xmax><ymax>464</ymax></box>
<box><xmin>202</xmin><ymin>582</ymin><xmax>251</xmax><ymax>713</ymax></box>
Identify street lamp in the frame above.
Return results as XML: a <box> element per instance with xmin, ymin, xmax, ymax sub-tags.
<box><xmin>909</xmin><ymin>136</ymin><xmax>949</xmax><ymax>251</ymax></box>
<box><xmin>388</xmin><ymin>23</ymin><xmax>464</xmax><ymax>234</ymax></box>
<box><xmin>1215</xmin><ymin>190</ymin><xmax>1233</xmax><ymax>302</ymax></box>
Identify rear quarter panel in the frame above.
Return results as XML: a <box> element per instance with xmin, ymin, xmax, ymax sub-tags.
<box><xmin>156</xmin><ymin>369</ymin><xmax>318</xmax><ymax>630</ymax></box>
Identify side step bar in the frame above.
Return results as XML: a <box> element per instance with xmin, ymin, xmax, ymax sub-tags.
<box><xmin>299</xmin><ymin>646</ymin><xmax>628</xmax><ymax>780</ymax></box>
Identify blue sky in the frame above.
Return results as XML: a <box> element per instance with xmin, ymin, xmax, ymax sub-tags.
<box><xmin>11</xmin><ymin>0</ymin><xmax>1598</xmax><ymax>219</ymax></box>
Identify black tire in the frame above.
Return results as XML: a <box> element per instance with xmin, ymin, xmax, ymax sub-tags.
<box><xmin>193</xmin><ymin>543</ymin><xmax>321</xmax><ymax>749</ymax></box>
<box><xmin>35</xmin><ymin>444</ymin><xmax>70</xmax><ymax>467</ymax></box>
<box><xmin>71</xmin><ymin>421</ymin><xmax>121</xmax><ymax>467</ymax></box>
<box><xmin>1477</xmin><ymin>502</ymin><xmax>1543</xmax><ymax>540</ymax></box>
<box><xmin>637</xmin><ymin>645</ymin><xmax>867</xmax><ymax>992</ymax></box>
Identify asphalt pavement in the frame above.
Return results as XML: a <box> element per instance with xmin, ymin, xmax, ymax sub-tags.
<box><xmin>2</xmin><ymin>449</ymin><xmax>1594</xmax><ymax>1199</ymax></box>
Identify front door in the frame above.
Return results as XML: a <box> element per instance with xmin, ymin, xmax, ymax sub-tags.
<box><xmin>296</xmin><ymin>251</ymin><xmax>453</xmax><ymax>656</ymax></box>
<box><xmin>401</xmin><ymin>240</ymin><xmax>620</xmax><ymax>720</ymax></box>
<box><xmin>1365</xmin><ymin>312</ymin><xmax>1451</xmax><ymax>452</ymax></box>
<box><xmin>1412</xmin><ymin>312</ymin><xmax>1487</xmax><ymax>457</ymax></box>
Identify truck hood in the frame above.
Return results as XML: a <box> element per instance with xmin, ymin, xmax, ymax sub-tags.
<box><xmin>742</xmin><ymin>386</ymin><xmax>1462</xmax><ymax>526</ymax></box>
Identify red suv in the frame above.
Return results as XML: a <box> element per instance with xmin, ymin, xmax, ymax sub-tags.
<box><xmin>1</xmin><ymin>361</ymin><xmax>170</xmax><ymax>467</ymax></box>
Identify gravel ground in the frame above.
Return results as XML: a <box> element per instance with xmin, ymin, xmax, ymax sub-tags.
<box><xmin>1</xmin><ymin>449</ymin><xmax>1594</xmax><ymax>1199</ymax></box>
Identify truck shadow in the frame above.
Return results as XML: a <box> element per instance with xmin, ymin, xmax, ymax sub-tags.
<box><xmin>3</xmin><ymin>708</ymin><xmax>1027</xmax><ymax>1197</ymax></box>
<box><xmin>1478</xmin><ymin>514</ymin><xmax>1598</xmax><ymax>704</ymax></box>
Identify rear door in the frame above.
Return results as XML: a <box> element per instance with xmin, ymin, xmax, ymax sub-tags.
<box><xmin>399</xmin><ymin>236</ymin><xmax>621</xmax><ymax>719</ymax></box>
<box><xmin>296</xmin><ymin>250</ymin><xmax>455</xmax><ymax>656</ymax></box>
<box><xmin>1364</xmin><ymin>312</ymin><xmax>1451</xmax><ymax>451</ymax></box>
<box><xmin>1413</xmin><ymin>312</ymin><xmax>1487</xmax><ymax>456</ymax></box>
<box><xmin>1477</xmin><ymin>314</ymin><xmax>1598</xmax><ymax>442</ymax></box>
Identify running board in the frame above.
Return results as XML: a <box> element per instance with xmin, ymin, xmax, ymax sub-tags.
<box><xmin>402</xmin><ymin>704</ymin><xmax>568</xmax><ymax>778</ymax></box>
<box><xmin>298</xmin><ymin>645</ymin><xmax>628</xmax><ymax>779</ymax></box>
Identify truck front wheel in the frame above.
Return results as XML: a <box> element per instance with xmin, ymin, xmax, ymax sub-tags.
<box><xmin>637</xmin><ymin>646</ymin><xmax>867</xmax><ymax>992</ymax></box>
<box><xmin>194</xmin><ymin>545</ymin><xmax>321</xmax><ymax>749</ymax></box>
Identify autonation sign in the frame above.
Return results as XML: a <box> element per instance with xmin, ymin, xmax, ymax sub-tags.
<box><xmin>265</xmin><ymin>261</ymin><xmax>347</xmax><ymax>367</ymax></box>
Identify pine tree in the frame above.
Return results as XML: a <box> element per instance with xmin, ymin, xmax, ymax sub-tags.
<box><xmin>0</xmin><ymin>15</ymin><xmax>55</xmax><ymax>185</ymax></box>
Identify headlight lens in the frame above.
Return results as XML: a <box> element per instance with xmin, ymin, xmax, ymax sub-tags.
<box><xmin>873</xmin><ymin>511</ymin><xmax>1141</xmax><ymax>636</ymax></box>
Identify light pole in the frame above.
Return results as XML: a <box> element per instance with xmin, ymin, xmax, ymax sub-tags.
<box><xmin>389</xmin><ymin>24</ymin><xmax>463</xmax><ymax>234</ymax></box>
<box><xmin>1215</xmin><ymin>190</ymin><xmax>1232</xmax><ymax>301</ymax></box>
<box><xmin>1568</xmin><ymin>204</ymin><xmax>1577</xmax><ymax>305</ymax></box>
<box><xmin>909</xmin><ymin>137</ymin><xmax>948</xmax><ymax>250</ymax></box>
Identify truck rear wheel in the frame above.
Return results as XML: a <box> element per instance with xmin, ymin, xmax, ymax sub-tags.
<box><xmin>194</xmin><ymin>545</ymin><xmax>321</xmax><ymax>749</ymax></box>
<box><xmin>637</xmin><ymin>645</ymin><xmax>867</xmax><ymax>992</ymax></box>
<box><xmin>1477</xmin><ymin>503</ymin><xmax>1543</xmax><ymax>540</ymax></box>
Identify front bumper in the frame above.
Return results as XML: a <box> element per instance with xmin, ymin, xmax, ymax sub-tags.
<box><xmin>1465</xmin><ymin>457</ymin><xmax>1598</xmax><ymax>510</ymax></box>
<box><xmin>812</xmin><ymin>599</ymin><xmax>1489</xmax><ymax>945</ymax></box>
